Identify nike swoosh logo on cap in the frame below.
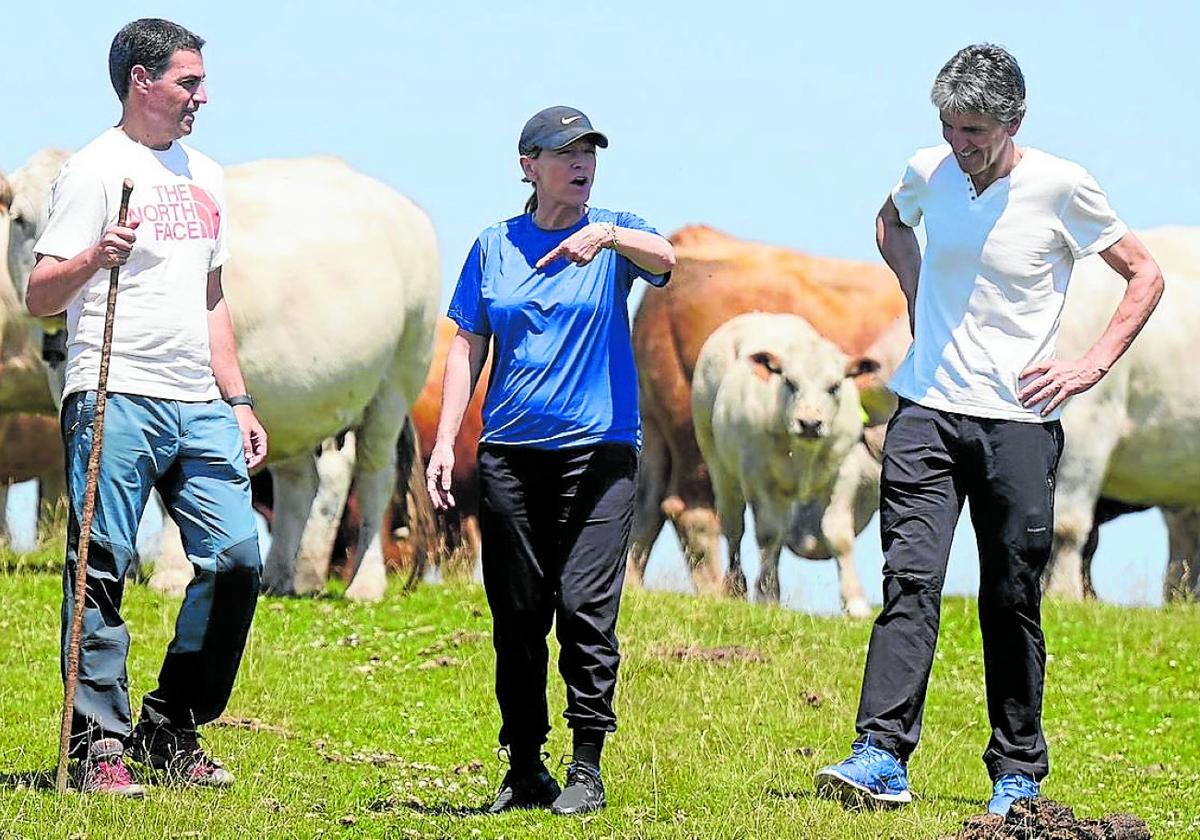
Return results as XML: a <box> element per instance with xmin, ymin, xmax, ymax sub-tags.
<box><xmin>561</xmin><ymin>115</ymin><xmax>583</xmax><ymax>125</ymax></box>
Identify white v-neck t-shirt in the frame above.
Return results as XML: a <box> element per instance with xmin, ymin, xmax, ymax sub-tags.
<box><xmin>888</xmin><ymin>144</ymin><xmax>1126</xmax><ymax>422</ymax></box>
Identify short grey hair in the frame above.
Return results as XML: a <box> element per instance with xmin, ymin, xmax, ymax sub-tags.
<box><xmin>931</xmin><ymin>44</ymin><xmax>1026</xmax><ymax>125</ymax></box>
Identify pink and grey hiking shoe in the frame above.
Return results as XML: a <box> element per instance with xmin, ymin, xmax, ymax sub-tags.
<box><xmin>75</xmin><ymin>737</ymin><xmax>146</xmax><ymax>797</ymax></box>
<box><xmin>128</xmin><ymin>722</ymin><xmax>234</xmax><ymax>788</ymax></box>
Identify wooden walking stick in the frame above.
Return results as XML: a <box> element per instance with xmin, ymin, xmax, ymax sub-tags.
<box><xmin>56</xmin><ymin>177</ymin><xmax>134</xmax><ymax>794</ymax></box>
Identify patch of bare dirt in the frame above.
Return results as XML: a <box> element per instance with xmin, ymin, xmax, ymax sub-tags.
<box><xmin>417</xmin><ymin>630</ymin><xmax>487</xmax><ymax>657</ymax></box>
<box><xmin>213</xmin><ymin>716</ymin><xmax>292</xmax><ymax>737</ymax></box>
<box><xmin>941</xmin><ymin>797</ymin><xmax>1149</xmax><ymax>840</ymax></box>
<box><xmin>655</xmin><ymin>645</ymin><xmax>769</xmax><ymax>664</ymax></box>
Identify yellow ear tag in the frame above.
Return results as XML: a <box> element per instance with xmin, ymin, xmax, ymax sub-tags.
<box><xmin>860</xmin><ymin>404</ymin><xmax>870</xmax><ymax>425</ymax></box>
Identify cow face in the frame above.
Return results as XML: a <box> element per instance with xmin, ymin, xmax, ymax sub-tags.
<box><xmin>3</xmin><ymin>152</ymin><xmax>65</xmax><ymax>306</ymax></box>
<box><xmin>5</xmin><ymin>190</ymin><xmax>43</xmax><ymax>305</ymax></box>
<box><xmin>750</xmin><ymin>348</ymin><xmax>874</xmax><ymax>442</ymax></box>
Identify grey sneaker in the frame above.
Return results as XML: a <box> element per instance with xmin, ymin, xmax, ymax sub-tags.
<box><xmin>486</xmin><ymin>765</ymin><xmax>561</xmax><ymax>814</ymax></box>
<box><xmin>128</xmin><ymin>722</ymin><xmax>234</xmax><ymax>787</ymax></box>
<box><xmin>74</xmin><ymin>738</ymin><xmax>146</xmax><ymax>797</ymax></box>
<box><xmin>551</xmin><ymin>762</ymin><xmax>606</xmax><ymax>816</ymax></box>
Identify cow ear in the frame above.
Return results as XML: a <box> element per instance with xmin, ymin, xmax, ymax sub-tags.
<box><xmin>750</xmin><ymin>351</ymin><xmax>782</xmax><ymax>380</ymax></box>
<box><xmin>844</xmin><ymin>356</ymin><xmax>881</xmax><ymax>379</ymax></box>
<box><xmin>0</xmin><ymin>170</ymin><xmax>11</xmax><ymax>214</ymax></box>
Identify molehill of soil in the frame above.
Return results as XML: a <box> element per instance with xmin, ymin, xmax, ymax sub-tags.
<box><xmin>941</xmin><ymin>797</ymin><xmax>1150</xmax><ymax>840</ymax></box>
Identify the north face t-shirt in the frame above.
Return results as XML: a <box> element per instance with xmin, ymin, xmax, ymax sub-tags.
<box><xmin>35</xmin><ymin>128</ymin><xmax>230</xmax><ymax>401</ymax></box>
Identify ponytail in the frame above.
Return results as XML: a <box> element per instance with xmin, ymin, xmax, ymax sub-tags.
<box><xmin>521</xmin><ymin>147</ymin><xmax>541</xmax><ymax>216</ymax></box>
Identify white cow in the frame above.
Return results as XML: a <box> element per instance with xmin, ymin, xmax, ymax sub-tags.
<box><xmin>779</xmin><ymin>315</ymin><xmax>912</xmax><ymax>610</ymax></box>
<box><xmin>2</xmin><ymin>150</ymin><xmax>439</xmax><ymax>600</ymax></box>
<box><xmin>1049</xmin><ymin>227</ymin><xmax>1200</xmax><ymax>600</ymax></box>
<box><xmin>692</xmin><ymin>312</ymin><xmax>878</xmax><ymax>615</ymax></box>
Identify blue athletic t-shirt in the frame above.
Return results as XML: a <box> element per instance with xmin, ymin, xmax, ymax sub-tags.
<box><xmin>447</xmin><ymin>207</ymin><xmax>669</xmax><ymax>449</ymax></box>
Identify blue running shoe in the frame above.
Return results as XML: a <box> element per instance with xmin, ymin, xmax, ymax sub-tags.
<box><xmin>814</xmin><ymin>738</ymin><xmax>912</xmax><ymax>807</ymax></box>
<box><xmin>988</xmin><ymin>773</ymin><xmax>1039</xmax><ymax>816</ymax></box>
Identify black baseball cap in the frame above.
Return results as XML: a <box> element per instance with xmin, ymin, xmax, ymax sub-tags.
<box><xmin>518</xmin><ymin>106</ymin><xmax>610</xmax><ymax>156</ymax></box>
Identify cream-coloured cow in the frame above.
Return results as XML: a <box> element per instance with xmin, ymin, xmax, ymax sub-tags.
<box><xmin>1049</xmin><ymin>227</ymin><xmax>1200</xmax><ymax>600</ymax></box>
<box><xmin>2</xmin><ymin>150</ymin><xmax>439</xmax><ymax>600</ymax></box>
<box><xmin>692</xmin><ymin>312</ymin><xmax>878</xmax><ymax>615</ymax></box>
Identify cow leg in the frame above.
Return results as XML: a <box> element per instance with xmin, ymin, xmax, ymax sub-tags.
<box><xmin>1163</xmin><ymin>507</ymin><xmax>1200</xmax><ymax>602</ymax></box>
<box><xmin>148</xmin><ymin>491</ymin><xmax>194</xmax><ymax>595</ymax></box>
<box><xmin>293</xmin><ymin>435</ymin><xmax>357</xmax><ymax>595</ymax></box>
<box><xmin>0</xmin><ymin>482</ymin><xmax>9</xmax><ymax>545</ymax></box>
<box><xmin>344</xmin><ymin>389</ymin><xmax>408</xmax><ymax>603</ymax></box>
<box><xmin>712</xmin><ymin>474</ymin><xmax>747</xmax><ymax>599</ymax></box>
<box><xmin>261</xmin><ymin>456</ymin><xmax>319</xmax><ymax>596</ymax></box>
<box><xmin>821</xmin><ymin>504</ymin><xmax>872</xmax><ymax>618</ymax></box>
<box><xmin>1046</xmin><ymin>424</ymin><xmax>1118</xmax><ymax>600</ymax></box>
<box><xmin>752</xmin><ymin>497</ymin><xmax>789</xmax><ymax>605</ymax></box>
<box><xmin>628</xmin><ymin>416</ymin><xmax>670</xmax><ymax>588</ymax></box>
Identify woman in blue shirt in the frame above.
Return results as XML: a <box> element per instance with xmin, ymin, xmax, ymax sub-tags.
<box><xmin>427</xmin><ymin>106</ymin><xmax>674</xmax><ymax>816</ymax></box>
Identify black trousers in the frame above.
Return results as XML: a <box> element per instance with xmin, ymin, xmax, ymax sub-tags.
<box><xmin>478</xmin><ymin>443</ymin><xmax>637</xmax><ymax>750</ymax></box>
<box><xmin>855</xmin><ymin>399</ymin><xmax>1063</xmax><ymax>780</ymax></box>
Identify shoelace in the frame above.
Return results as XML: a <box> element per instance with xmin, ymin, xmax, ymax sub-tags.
<box><xmin>92</xmin><ymin>759</ymin><xmax>134</xmax><ymax>788</ymax></box>
<box><xmin>164</xmin><ymin>730</ymin><xmax>223</xmax><ymax>775</ymax></box>
<box><xmin>850</xmin><ymin>741</ymin><xmax>898</xmax><ymax>771</ymax></box>
<box><xmin>994</xmin><ymin>774</ymin><xmax>1036</xmax><ymax>798</ymax></box>
<box><xmin>497</xmin><ymin>747</ymin><xmax>551</xmax><ymax>769</ymax></box>
<box><xmin>563</xmin><ymin>761</ymin><xmax>600</xmax><ymax>787</ymax></box>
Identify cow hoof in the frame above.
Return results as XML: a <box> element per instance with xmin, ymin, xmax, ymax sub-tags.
<box><xmin>845</xmin><ymin>598</ymin><xmax>873</xmax><ymax>619</ymax></box>
<box><xmin>345</xmin><ymin>565</ymin><xmax>387</xmax><ymax>602</ymax></box>
<box><xmin>261</xmin><ymin>580</ymin><xmax>297</xmax><ymax>597</ymax></box>
<box><xmin>147</xmin><ymin>569</ymin><xmax>190</xmax><ymax>598</ymax></box>
<box><xmin>723</xmin><ymin>572</ymin><xmax>748</xmax><ymax>599</ymax></box>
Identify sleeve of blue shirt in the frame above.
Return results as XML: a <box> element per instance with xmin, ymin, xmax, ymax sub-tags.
<box><xmin>446</xmin><ymin>237</ymin><xmax>492</xmax><ymax>336</ymax></box>
<box><xmin>616</xmin><ymin>211</ymin><xmax>671</xmax><ymax>289</ymax></box>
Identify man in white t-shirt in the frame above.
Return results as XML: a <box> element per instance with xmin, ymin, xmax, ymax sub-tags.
<box><xmin>27</xmin><ymin>19</ymin><xmax>267</xmax><ymax>796</ymax></box>
<box><xmin>816</xmin><ymin>44</ymin><xmax>1163</xmax><ymax>816</ymax></box>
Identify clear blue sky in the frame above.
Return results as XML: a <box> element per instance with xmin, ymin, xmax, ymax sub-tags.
<box><xmin>4</xmin><ymin>0</ymin><xmax>1196</xmax><ymax>609</ymax></box>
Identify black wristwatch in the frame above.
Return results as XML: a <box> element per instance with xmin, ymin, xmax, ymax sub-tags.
<box><xmin>225</xmin><ymin>393</ymin><xmax>256</xmax><ymax>410</ymax></box>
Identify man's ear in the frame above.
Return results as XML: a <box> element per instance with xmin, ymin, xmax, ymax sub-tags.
<box><xmin>128</xmin><ymin>65</ymin><xmax>153</xmax><ymax>97</ymax></box>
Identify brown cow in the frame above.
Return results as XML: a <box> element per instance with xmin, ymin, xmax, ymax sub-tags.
<box><xmin>0</xmin><ymin>413</ymin><xmax>64</xmax><ymax>545</ymax></box>
<box><xmin>629</xmin><ymin>225</ymin><xmax>906</xmax><ymax>595</ymax></box>
<box><xmin>407</xmin><ymin>317</ymin><xmax>489</xmax><ymax>566</ymax></box>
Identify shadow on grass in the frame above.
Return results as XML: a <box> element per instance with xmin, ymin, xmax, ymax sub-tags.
<box><xmin>0</xmin><ymin>769</ymin><xmax>56</xmax><ymax>791</ymax></box>
<box><xmin>397</xmin><ymin>801</ymin><xmax>491</xmax><ymax>817</ymax></box>
<box><xmin>765</xmin><ymin>787</ymin><xmax>980</xmax><ymax>808</ymax></box>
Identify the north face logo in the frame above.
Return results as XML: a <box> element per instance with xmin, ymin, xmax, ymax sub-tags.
<box><xmin>127</xmin><ymin>183</ymin><xmax>221</xmax><ymax>241</ymax></box>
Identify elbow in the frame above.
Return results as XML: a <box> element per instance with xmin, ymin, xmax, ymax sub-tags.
<box><xmin>24</xmin><ymin>288</ymin><xmax>56</xmax><ymax>318</ymax></box>
<box><xmin>660</xmin><ymin>245</ymin><xmax>677</xmax><ymax>274</ymax></box>
<box><xmin>1150</xmin><ymin>268</ymin><xmax>1165</xmax><ymax>299</ymax></box>
<box><xmin>1139</xmin><ymin>265</ymin><xmax>1165</xmax><ymax>311</ymax></box>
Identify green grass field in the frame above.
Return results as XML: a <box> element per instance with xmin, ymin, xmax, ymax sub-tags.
<box><xmin>0</xmin><ymin>539</ymin><xmax>1197</xmax><ymax>839</ymax></box>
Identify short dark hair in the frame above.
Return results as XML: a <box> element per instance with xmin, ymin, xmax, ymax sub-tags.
<box><xmin>109</xmin><ymin>18</ymin><xmax>205</xmax><ymax>101</ymax></box>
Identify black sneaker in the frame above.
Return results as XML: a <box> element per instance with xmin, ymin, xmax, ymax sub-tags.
<box><xmin>551</xmin><ymin>762</ymin><xmax>606</xmax><ymax>816</ymax></box>
<box><xmin>486</xmin><ymin>765</ymin><xmax>561</xmax><ymax>814</ymax></box>
<box><xmin>128</xmin><ymin>721</ymin><xmax>234</xmax><ymax>787</ymax></box>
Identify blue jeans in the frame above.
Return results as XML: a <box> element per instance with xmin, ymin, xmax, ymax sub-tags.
<box><xmin>60</xmin><ymin>392</ymin><xmax>261</xmax><ymax>757</ymax></box>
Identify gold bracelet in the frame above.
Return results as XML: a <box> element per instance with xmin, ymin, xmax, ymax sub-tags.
<box><xmin>607</xmin><ymin>222</ymin><xmax>620</xmax><ymax>251</ymax></box>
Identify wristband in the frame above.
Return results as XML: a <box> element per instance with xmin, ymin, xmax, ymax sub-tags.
<box><xmin>225</xmin><ymin>394</ymin><xmax>256</xmax><ymax>410</ymax></box>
